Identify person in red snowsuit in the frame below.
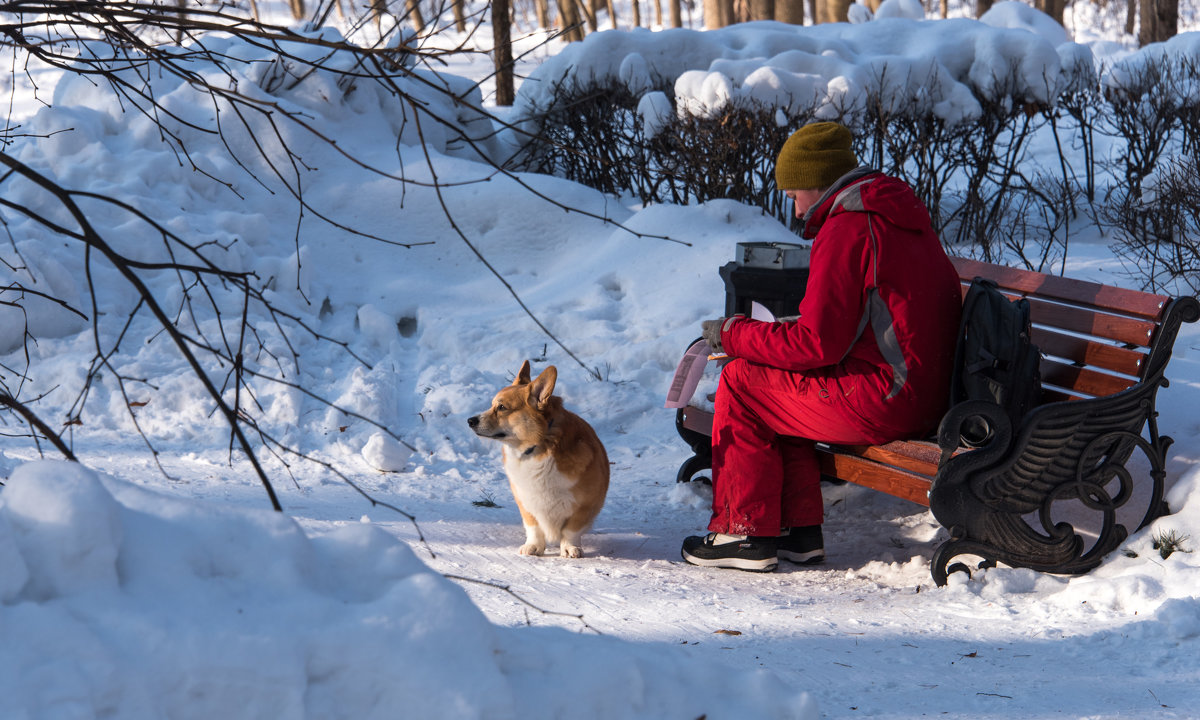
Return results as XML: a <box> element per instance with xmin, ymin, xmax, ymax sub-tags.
<box><xmin>681</xmin><ymin>122</ymin><xmax>962</xmax><ymax>572</ymax></box>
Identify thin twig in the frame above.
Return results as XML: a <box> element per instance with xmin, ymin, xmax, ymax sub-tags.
<box><xmin>443</xmin><ymin>574</ymin><xmax>602</xmax><ymax>634</ymax></box>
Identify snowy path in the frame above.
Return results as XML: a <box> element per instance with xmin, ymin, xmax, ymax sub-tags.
<box><xmin>303</xmin><ymin>463</ymin><xmax>1197</xmax><ymax>720</ymax></box>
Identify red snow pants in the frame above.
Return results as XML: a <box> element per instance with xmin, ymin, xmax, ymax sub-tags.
<box><xmin>708</xmin><ymin>358</ymin><xmax>883</xmax><ymax>536</ymax></box>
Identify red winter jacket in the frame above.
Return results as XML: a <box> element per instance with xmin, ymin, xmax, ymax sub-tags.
<box><xmin>720</xmin><ymin>171</ymin><xmax>961</xmax><ymax>442</ymax></box>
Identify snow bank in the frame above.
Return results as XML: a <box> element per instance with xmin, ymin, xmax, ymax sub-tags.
<box><xmin>0</xmin><ymin>460</ymin><xmax>816</xmax><ymax>719</ymax></box>
<box><xmin>5</xmin><ymin>12</ymin><xmax>1200</xmax><ymax>719</ymax></box>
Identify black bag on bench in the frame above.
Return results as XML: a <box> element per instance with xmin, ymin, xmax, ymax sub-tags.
<box><xmin>949</xmin><ymin>277</ymin><xmax>1042</xmax><ymax>447</ymax></box>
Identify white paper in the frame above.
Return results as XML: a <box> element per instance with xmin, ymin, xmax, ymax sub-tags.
<box><xmin>750</xmin><ymin>301</ymin><xmax>775</xmax><ymax>322</ymax></box>
<box><xmin>664</xmin><ymin>339</ymin><xmax>711</xmax><ymax>409</ymax></box>
<box><xmin>665</xmin><ymin>305</ymin><xmax>779</xmax><ymax>408</ymax></box>
<box><xmin>665</xmin><ymin>305</ymin><xmax>780</xmax><ymax>408</ymax></box>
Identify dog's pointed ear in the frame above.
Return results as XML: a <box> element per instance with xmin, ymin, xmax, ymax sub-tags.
<box><xmin>512</xmin><ymin>360</ymin><xmax>532</xmax><ymax>386</ymax></box>
<box><xmin>530</xmin><ymin>365</ymin><xmax>557</xmax><ymax>407</ymax></box>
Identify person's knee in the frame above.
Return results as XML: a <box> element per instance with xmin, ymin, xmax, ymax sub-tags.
<box><xmin>715</xmin><ymin>360</ymin><xmax>760</xmax><ymax>420</ymax></box>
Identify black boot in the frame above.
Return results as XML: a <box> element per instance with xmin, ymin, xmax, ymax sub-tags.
<box><xmin>778</xmin><ymin>525</ymin><xmax>824</xmax><ymax>565</ymax></box>
<box><xmin>681</xmin><ymin>533</ymin><xmax>779</xmax><ymax>572</ymax></box>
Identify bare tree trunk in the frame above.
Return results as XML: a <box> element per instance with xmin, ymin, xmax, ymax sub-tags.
<box><xmin>370</xmin><ymin>0</ymin><xmax>383</xmax><ymax>32</ymax></box>
<box><xmin>816</xmin><ymin>0</ymin><xmax>849</xmax><ymax>22</ymax></box>
<box><xmin>454</xmin><ymin>0</ymin><xmax>467</xmax><ymax>31</ymax></box>
<box><xmin>288</xmin><ymin>0</ymin><xmax>305</xmax><ymax>19</ymax></box>
<box><xmin>407</xmin><ymin>0</ymin><xmax>426</xmax><ymax>32</ymax></box>
<box><xmin>749</xmin><ymin>0</ymin><xmax>773</xmax><ymax>19</ymax></box>
<box><xmin>606</xmin><ymin>0</ymin><xmax>619</xmax><ymax>27</ymax></box>
<box><xmin>494</xmin><ymin>0</ymin><xmax>515</xmax><ymax>105</ymax></box>
<box><xmin>1040</xmin><ymin>0</ymin><xmax>1065</xmax><ymax>24</ymax></box>
<box><xmin>668</xmin><ymin>0</ymin><xmax>682</xmax><ymax>26</ymax></box>
<box><xmin>710</xmin><ymin>0</ymin><xmax>729</xmax><ymax>26</ymax></box>
<box><xmin>940</xmin><ymin>0</ymin><xmax>948</xmax><ymax>18</ymax></box>
<box><xmin>174</xmin><ymin>0</ymin><xmax>186</xmax><ymax>44</ymax></box>
<box><xmin>591</xmin><ymin>0</ymin><xmax>604</xmax><ymax>26</ymax></box>
<box><xmin>1138</xmin><ymin>0</ymin><xmax>1178</xmax><ymax>44</ymax></box>
<box><xmin>1125</xmin><ymin>0</ymin><xmax>1137</xmax><ymax>35</ymax></box>
<box><xmin>557</xmin><ymin>0</ymin><xmax>586</xmax><ymax>39</ymax></box>
<box><xmin>632</xmin><ymin>0</ymin><xmax>642</xmax><ymax>27</ymax></box>
<box><xmin>976</xmin><ymin>0</ymin><xmax>993</xmax><ymax>17</ymax></box>
<box><xmin>705</xmin><ymin>0</ymin><xmax>734</xmax><ymax>27</ymax></box>
<box><xmin>577</xmin><ymin>0</ymin><xmax>599</xmax><ymax>32</ymax></box>
<box><xmin>775</xmin><ymin>0</ymin><xmax>804</xmax><ymax>23</ymax></box>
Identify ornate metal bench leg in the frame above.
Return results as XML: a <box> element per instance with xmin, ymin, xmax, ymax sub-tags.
<box><xmin>930</xmin><ymin>421</ymin><xmax>1170</xmax><ymax>586</ymax></box>
<box><xmin>675</xmin><ymin>407</ymin><xmax>713</xmax><ymax>483</ymax></box>
<box><xmin>676</xmin><ymin>452</ymin><xmax>713</xmax><ymax>484</ymax></box>
<box><xmin>931</xmin><ymin>531</ymin><xmax>999</xmax><ymax>586</ymax></box>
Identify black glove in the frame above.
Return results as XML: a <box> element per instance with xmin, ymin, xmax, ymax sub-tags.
<box><xmin>701</xmin><ymin>317</ymin><xmax>726</xmax><ymax>354</ymax></box>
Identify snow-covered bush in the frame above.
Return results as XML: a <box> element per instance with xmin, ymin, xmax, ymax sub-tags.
<box><xmin>1100</xmin><ymin>35</ymin><xmax>1200</xmax><ymax>291</ymax></box>
<box><xmin>507</xmin><ymin>8</ymin><xmax>1200</xmax><ymax>279</ymax></box>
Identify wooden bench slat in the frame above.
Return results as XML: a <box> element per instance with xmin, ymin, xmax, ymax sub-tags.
<box><xmin>1039</xmin><ymin>358</ymin><xmax>1138</xmax><ymax>398</ymax></box>
<box><xmin>1033</xmin><ymin>328</ymin><xmax>1147</xmax><ymax>378</ymax></box>
<box><xmin>955</xmin><ymin>285</ymin><xmax>1160</xmax><ymax>349</ymax></box>
<box><xmin>1025</xmin><ymin>297</ymin><xmax>1159</xmax><ymax>348</ymax></box>
<box><xmin>679</xmin><ymin>406</ymin><xmax>713</xmax><ymax>436</ymax></box>
<box><xmin>951</xmin><ymin>257</ymin><xmax>1169</xmax><ymax>320</ymax></box>
<box><xmin>816</xmin><ymin>451</ymin><xmax>932</xmax><ymax>507</ymax></box>
<box><xmin>823</xmin><ymin>440</ymin><xmax>942</xmax><ymax>476</ymax></box>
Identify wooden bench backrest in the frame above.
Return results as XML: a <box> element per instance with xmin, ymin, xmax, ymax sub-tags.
<box><xmin>950</xmin><ymin>257</ymin><xmax>1171</xmax><ymax>403</ymax></box>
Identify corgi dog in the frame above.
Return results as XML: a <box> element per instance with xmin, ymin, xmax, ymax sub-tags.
<box><xmin>467</xmin><ymin>360</ymin><xmax>609</xmax><ymax>558</ymax></box>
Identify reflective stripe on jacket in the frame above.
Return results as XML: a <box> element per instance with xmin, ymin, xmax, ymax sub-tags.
<box><xmin>719</xmin><ymin>170</ymin><xmax>962</xmax><ymax>440</ymax></box>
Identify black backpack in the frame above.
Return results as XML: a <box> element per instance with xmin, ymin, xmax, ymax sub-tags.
<box><xmin>949</xmin><ymin>277</ymin><xmax>1042</xmax><ymax>447</ymax></box>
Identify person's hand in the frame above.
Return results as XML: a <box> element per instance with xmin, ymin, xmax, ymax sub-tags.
<box><xmin>701</xmin><ymin>318</ymin><xmax>726</xmax><ymax>354</ymax></box>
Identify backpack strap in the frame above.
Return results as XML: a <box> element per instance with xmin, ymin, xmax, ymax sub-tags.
<box><xmin>949</xmin><ymin>276</ymin><xmax>993</xmax><ymax>405</ymax></box>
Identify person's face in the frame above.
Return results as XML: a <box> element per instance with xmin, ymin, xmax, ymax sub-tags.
<box><xmin>784</xmin><ymin>188</ymin><xmax>825</xmax><ymax>218</ymax></box>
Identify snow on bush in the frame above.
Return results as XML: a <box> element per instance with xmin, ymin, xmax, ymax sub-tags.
<box><xmin>512</xmin><ymin>6</ymin><xmax>1086</xmax><ymax>132</ymax></box>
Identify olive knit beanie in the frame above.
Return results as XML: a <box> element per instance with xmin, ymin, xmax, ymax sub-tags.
<box><xmin>774</xmin><ymin>122</ymin><xmax>859</xmax><ymax>190</ymax></box>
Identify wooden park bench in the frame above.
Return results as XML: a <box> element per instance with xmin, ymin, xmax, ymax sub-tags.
<box><xmin>673</xmin><ymin>256</ymin><xmax>1200</xmax><ymax>585</ymax></box>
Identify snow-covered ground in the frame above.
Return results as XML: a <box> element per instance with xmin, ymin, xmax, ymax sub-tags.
<box><xmin>2</xmin><ymin>3</ymin><xmax>1200</xmax><ymax>719</ymax></box>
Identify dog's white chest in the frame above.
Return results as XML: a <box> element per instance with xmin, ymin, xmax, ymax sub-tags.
<box><xmin>503</xmin><ymin>452</ymin><xmax>576</xmax><ymax>524</ymax></box>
